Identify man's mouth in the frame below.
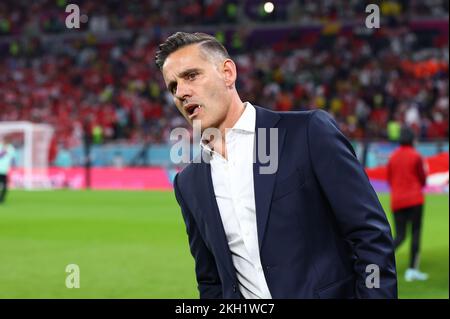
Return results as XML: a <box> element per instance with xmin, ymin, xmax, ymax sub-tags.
<box><xmin>185</xmin><ymin>104</ymin><xmax>202</xmax><ymax>119</ymax></box>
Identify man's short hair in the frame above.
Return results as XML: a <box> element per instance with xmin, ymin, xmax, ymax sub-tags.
<box><xmin>399</xmin><ymin>126</ymin><xmax>415</xmax><ymax>146</ymax></box>
<box><xmin>155</xmin><ymin>32</ymin><xmax>230</xmax><ymax>70</ymax></box>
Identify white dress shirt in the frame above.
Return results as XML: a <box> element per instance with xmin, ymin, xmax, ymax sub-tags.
<box><xmin>201</xmin><ymin>102</ymin><xmax>272</xmax><ymax>299</ymax></box>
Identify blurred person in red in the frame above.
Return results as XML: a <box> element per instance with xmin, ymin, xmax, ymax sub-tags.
<box><xmin>387</xmin><ymin>126</ymin><xmax>428</xmax><ymax>282</ymax></box>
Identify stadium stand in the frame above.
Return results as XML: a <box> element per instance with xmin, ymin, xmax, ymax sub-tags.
<box><xmin>0</xmin><ymin>0</ymin><xmax>448</xmax><ymax>166</ymax></box>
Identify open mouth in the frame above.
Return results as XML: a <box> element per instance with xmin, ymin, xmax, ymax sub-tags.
<box><xmin>185</xmin><ymin>104</ymin><xmax>201</xmax><ymax>118</ymax></box>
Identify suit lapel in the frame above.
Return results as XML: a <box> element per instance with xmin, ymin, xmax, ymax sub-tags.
<box><xmin>193</xmin><ymin>105</ymin><xmax>285</xmax><ymax>277</ymax></box>
<box><xmin>253</xmin><ymin>106</ymin><xmax>286</xmax><ymax>250</ymax></box>
<box><xmin>196</xmin><ymin>155</ymin><xmax>237</xmax><ymax>281</ymax></box>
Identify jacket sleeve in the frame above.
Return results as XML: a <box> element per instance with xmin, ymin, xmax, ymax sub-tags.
<box><xmin>386</xmin><ymin>158</ymin><xmax>392</xmax><ymax>187</ymax></box>
<box><xmin>307</xmin><ymin>110</ymin><xmax>398</xmax><ymax>299</ymax></box>
<box><xmin>173</xmin><ymin>173</ymin><xmax>223</xmax><ymax>299</ymax></box>
<box><xmin>417</xmin><ymin>155</ymin><xmax>427</xmax><ymax>187</ymax></box>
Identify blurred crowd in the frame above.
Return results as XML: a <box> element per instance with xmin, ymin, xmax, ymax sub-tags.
<box><xmin>0</xmin><ymin>0</ymin><xmax>448</xmax><ymax>36</ymax></box>
<box><xmin>236</xmin><ymin>27</ymin><xmax>448</xmax><ymax>140</ymax></box>
<box><xmin>0</xmin><ymin>0</ymin><xmax>448</xmax><ymax>149</ymax></box>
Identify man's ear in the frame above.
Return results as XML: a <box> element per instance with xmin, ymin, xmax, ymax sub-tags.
<box><xmin>222</xmin><ymin>59</ymin><xmax>237</xmax><ymax>88</ymax></box>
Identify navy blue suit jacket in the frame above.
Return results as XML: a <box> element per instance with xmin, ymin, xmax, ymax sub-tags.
<box><xmin>173</xmin><ymin>106</ymin><xmax>397</xmax><ymax>299</ymax></box>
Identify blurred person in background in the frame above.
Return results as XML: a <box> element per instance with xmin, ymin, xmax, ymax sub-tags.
<box><xmin>0</xmin><ymin>136</ymin><xmax>16</xmax><ymax>204</ymax></box>
<box><xmin>387</xmin><ymin>126</ymin><xmax>428</xmax><ymax>282</ymax></box>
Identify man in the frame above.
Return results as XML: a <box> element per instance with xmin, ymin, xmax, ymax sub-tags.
<box><xmin>0</xmin><ymin>136</ymin><xmax>16</xmax><ymax>204</ymax></box>
<box><xmin>387</xmin><ymin>127</ymin><xmax>428</xmax><ymax>282</ymax></box>
<box><xmin>156</xmin><ymin>32</ymin><xmax>397</xmax><ymax>298</ymax></box>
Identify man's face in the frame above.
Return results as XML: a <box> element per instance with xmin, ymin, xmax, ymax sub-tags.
<box><xmin>162</xmin><ymin>44</ymin><xmax>231</xmax><ymax>131</ymax></box>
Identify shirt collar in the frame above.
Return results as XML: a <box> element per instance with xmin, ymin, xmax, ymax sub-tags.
<box><xmin>231</xmin><ymin>101</ymin><xmax>256</xmax><ymax>133</ymax></box>
<box><xmin>199</xmin><ymin>102</ymin><xmax>256</xmax><ymax>155</ymax></box>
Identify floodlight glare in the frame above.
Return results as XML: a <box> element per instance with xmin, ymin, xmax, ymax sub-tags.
<box><xmin>264</xmin><ymin>2</ymin><xmax>274</xmax><ymax>14</ymax></box>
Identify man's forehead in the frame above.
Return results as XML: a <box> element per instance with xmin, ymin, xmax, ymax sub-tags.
<box><xmin>163</xmin><ymin>44</ymin><xmax>203</xmax><ymax>72</ymax></box>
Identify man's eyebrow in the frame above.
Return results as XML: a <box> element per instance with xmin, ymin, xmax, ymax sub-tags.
<box><xmin>178</xmin><ymin>68</ymin><xmax>202</xmax><ymax>78</ymax></box>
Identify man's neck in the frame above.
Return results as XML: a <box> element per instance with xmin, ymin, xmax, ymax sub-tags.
<box><xmin>210</xmin><ymin>98</ymin><xmax>246</xmax><ymax>160</ymax></box>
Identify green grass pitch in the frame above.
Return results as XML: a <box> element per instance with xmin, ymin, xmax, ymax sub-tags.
<box><xmin>0</xmin><ymin>190</ymin><xmax>447</xmax><ymax>299</ymax></box>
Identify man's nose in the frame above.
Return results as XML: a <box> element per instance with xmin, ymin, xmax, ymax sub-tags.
<box><xmin>175</xmin><ymin>83</ymin><xmax>192</xmax><ymax>101</ymax></box>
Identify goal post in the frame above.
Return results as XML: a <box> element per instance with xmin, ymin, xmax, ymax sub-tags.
<box><xmin>0</xmin><ymin>121</ymin><xmax>54</xmax><ymax>189</ymax></box>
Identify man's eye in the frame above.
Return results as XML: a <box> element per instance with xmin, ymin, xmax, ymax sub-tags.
<box><xmin>187</xmin><ymin>72</ymin><xmax>197</xmax><ymax>80</ymax></box>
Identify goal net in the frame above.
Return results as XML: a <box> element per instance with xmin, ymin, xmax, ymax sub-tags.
<box><xmin>0</xmin><ymin>121</ymin><xmax>54</xmax><ymax>189</ymax></box>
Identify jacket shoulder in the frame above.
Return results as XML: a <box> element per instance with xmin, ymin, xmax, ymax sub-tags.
<box><xmin>174</xmin><ymin>160</ymin><xmax>201</xmax><ymax>190</ymax></box>
<box><xmin>276</xmin><ymin>108</ymin><xmax>333</xmax><ymax>129</ymax></box>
